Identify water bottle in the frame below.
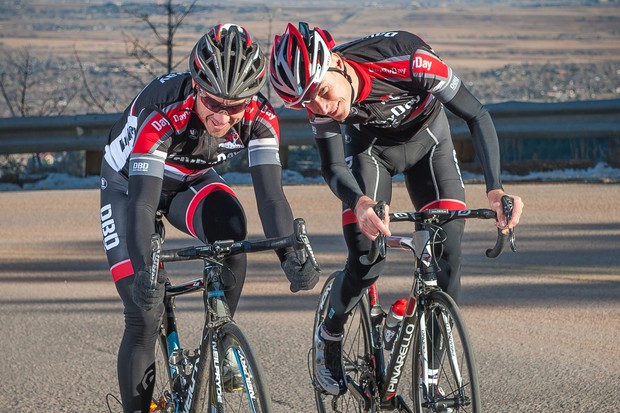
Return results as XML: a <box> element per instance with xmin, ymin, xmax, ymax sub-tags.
<box><xmin>383</xmin><ymin>298</ymin><xmax>407</xmax><ymax>351</ymax></box>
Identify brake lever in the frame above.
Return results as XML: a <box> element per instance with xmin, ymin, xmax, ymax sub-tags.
<box><xmin>359</xmin><ymin>201</ymin><xmax>387</xmax><ymax>265</ymax></box>
<box><xmin>501</xmin><ymin>195</ymin><xmax>517</xmax><ymax>252</ymax></box>
<box><xmin>293</xmin><ymin>218</ymin><xmax>320</xmax><ymax>271</ymax></box>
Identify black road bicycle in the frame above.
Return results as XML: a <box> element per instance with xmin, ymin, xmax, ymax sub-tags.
<box><xmin>311</xmin><ymin>197</ymin><xmax>516</xmax><ymax>413</ymax></box>
<box><xmin>149</xmin><ymin>216</ymin><xmax>319</xmax><ymax>413</ymax></box>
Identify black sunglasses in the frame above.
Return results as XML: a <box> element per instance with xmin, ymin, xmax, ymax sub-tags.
<box><xmin>196</xmin><ymin>88</ymin><xmax>250</xmax><ymax>115</ymax></box>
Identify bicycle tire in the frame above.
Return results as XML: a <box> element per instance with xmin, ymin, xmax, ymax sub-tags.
<box><xmin>151</xmin><ymin>317</ymin><xmax>176</xmax><ymax>413</ymax></box>
<box><xmin>192</xmin><ymin>322</ymin><xmax>272</xmax><ymax>413</ymax></box>
<box><xmin>411</xmin><ymin>291</ymin><xmax>480</xmax><ymax>413</ymax></box>
<box><xmin>312</xmin><ymin>272</ymin><xmax>378</xmax><ymax>412</ymax></box>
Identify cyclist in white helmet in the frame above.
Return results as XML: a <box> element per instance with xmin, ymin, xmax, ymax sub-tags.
<box><xmin>100</xmin><ymin>24</ymin><xmax>319</xmax><ymax>412</ymax></box>
<box><xmin>270</xmin><ymin>22</ymin><xmax>523</xmax><ymax>396</ymax></box>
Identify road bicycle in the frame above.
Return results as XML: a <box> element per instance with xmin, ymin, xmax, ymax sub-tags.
<box><xmin>148</xmin><ymin>215</ymin><xmax>319</xmax><ymax>413</ymax></box>
<box><xmin>311</xmin><ymin>197</ymin><xmax>516</xmax><ymax>412</ymax></box>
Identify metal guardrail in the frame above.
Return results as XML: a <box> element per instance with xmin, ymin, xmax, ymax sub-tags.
<box><xmin>1</xmin><ymin>98</ymin><xmax>619</xmax><ymax>158</ymax></box>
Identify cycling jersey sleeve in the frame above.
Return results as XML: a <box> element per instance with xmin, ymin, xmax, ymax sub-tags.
<box><xmin>126</xmin><ymin>174</ymin><xmax>162</xmax><ymax>271</ymax></box>
<box><xmin>409</xmin><ymin>46</ymin><xmax>503</xmax><ymax>192</ymax></box>
<box><xmin>247</xmin><ymin>101</ymin><xmax>296</xmax><ymax>261</ymax></box>
<box><xmin>250</xmin><ymin>163</ymin><xmax>295</xmax><ymax>261</ymax></box>
<box><xmin>443</xmin><ymin>85</ymin><xmax>503</xmax><ymax>193</ymax></box>
<box><xmin>313</xmin><ymin>117</ymin><xmax>365</xmax><ymax>211</ymax></box>
<box><xmin>126</xmin><ymin>107</ymin><xmax>171</xmax><ymax>271</ymax></box>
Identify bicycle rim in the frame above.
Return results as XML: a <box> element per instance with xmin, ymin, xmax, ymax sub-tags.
<box><xmin>312</xmin><ymin>273</ymin><xmax>377</xmax><ymax>413</ymax></box>
<box><xmin>412</xmin><ymin>292</ymin><xmax>480</xmax><ymax>413</ymax></box>
<box><xmin>194</xmin><ymin>323</ymin><xmax>272</xmax><ymax>413</ymax></box>
<box><xmin>151</xmin><ymin>319</ymin><xmax>177</xmax><ymax>413</ymax></box>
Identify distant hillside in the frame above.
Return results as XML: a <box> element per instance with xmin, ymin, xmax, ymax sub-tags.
<box><xmin>0</xmin><ymin>1</ymin><xmax>618</xmax><ymax>116</ymax></box>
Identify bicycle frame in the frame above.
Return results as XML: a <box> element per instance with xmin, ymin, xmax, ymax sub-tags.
<box><xmin>157</xmin><ymin>256</ymin><xmax>234</xmax><ymax>413</ymax></box>
<box><xmin>353</xmin><ymin>224</ymin><xmax>445</xmax><ymax>411</ymax></box>
<box><xmin>152</xmin><ymin>217</ymin><xmax>318</xmax><ymax>413</ymax></box>
<box><xmin>356</xmin><ymin>205</ymin><xmax>513</xmax><ymax>411</ymax></box>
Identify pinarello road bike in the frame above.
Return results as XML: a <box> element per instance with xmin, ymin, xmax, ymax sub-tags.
<box><xmin>312</xmin><ymin>197</ymin><xmax>516</xmax><ymax>413</ymax></box>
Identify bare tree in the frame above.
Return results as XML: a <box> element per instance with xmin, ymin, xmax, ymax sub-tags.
<box><xmin>122</xmin><ymin>0</ymin><xmax>198</xmax><ymax>80</ymax></box>
<box><xmin>0</xmin><ymin>47</ymin><xmax>80</xmax><ymax>117</ymax></box>
<box><xmin>0</xmin><ymin>47</ymin><xmax>83</xmax><ymax>180</ymax></box>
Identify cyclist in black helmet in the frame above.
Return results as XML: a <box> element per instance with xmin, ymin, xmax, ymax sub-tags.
<box><xmin>270</xmin><ymin>22</ymin><xmax>524</xmax><ymax>396</ymax></box>
<box><xmin>99</xmin><ymin>24</ymin><xmax>319</xmax><ymax>413</ymax></box>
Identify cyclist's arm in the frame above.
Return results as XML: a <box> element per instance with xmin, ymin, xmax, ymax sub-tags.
<box><xmin>312</xmin><ymin>116</ymin><xmax>365</xmax><ymax>211</ymax></box>
<box><xmin>409</xmin><ymin>46</ymin><xmax>502</xmax><ymax>193</ymax></box>
<box><xmin>126</xmin><ymin>108</ymin><xmax>170</xmax><ymax>271</ymax></box>
<box><xmin>442</xmin><ymin>85</ymin><xmax>503</xmax><ymax>193</ymax></box>
<box><xmin>248</xmin><ymin>101</ymin><xmax>295</xmax><ymax>261</ymax></box>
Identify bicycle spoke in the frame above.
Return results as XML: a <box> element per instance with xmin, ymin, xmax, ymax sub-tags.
<box><xmin>412</xmin><ymin>292</ymin><xmax>480</xmax><ymax>413</ymax></box>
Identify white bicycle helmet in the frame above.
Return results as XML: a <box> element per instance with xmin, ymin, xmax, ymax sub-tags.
<box><xmin>269</xmin><ymin>22</ymin><xmax>336</xmax><ymax>108</ymax></box>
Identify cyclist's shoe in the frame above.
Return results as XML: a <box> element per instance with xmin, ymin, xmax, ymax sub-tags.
<box><xmin>314</xmin><ymin>323</ymin><xmax>347</xmax><ymax>396</ymax></box>
<box><xmin>222</xmin><ymin>348</ymin><xmax>244</xmax><ymax>392</ymax></box>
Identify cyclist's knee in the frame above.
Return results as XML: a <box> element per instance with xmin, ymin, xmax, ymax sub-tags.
<box><xmin>116</xmin><ymin>275</ymin><xmax>162</xmax><ymax>334</ymax></box>
<box><xmin>200</xmin><ymin>191</ymin><xmax>247</xmax><ymax>241</ymax></box>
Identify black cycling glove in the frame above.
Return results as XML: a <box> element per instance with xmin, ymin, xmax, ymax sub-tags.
<box><xmin>281</xmin><ymin>250</ymin><xmax>319</xmax><ymax>293</ymax></box>
<box><xmin>132</xmin><ymin>267</ymin><xmax>167</xmax><ymax>311</ymax></box>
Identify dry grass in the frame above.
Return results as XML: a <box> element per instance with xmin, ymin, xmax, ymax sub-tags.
<box><xmin>2</xmin><ymin>3</ymin><xmax>619</xmax><ymax>72</ymax></box>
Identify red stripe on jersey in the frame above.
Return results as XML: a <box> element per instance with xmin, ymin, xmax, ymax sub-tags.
<box><xmin>405</xmin><ymin>94</ymin><xmax>433</xmax><ymax>121</ymax></box>
<box><xmin>111</xmin><ymin>259</ymin><xmax>134</xmax><ymax>282</ymax></box>
<box><xmin>419</xmin><ymin>199</ymin><xmax>466</xmax><ymax>212</ymax></box>
<box><xmin>342</xmin><ymin>209</ymin><xmax>358</xmax><ymax>226</ymax></box>
<box><xmin>185</xmin><ymin>183</ymin><xmax>237</xmax><ymax>237</ymax></box>
<box><xmin>411</xmin><ymin>51</ymin><xmax>449</xmax><ymax>78</ymax></box>
<box><xmin>361</xmin><ymin>59</ymin><xmax>410</xmax><ymax>81</ymax></box>
<box><xmin>346</xmin><ymin>59</ymin><xmax>373</xmax><ymax>102</ymax></box>
<box><xmin>133</xmin><ymin>111</ymin><xmax>173</xmax><ymax>154</ymax></box>
<box><xmin>249</xmin><ymin>98</ymin><xmax>281</xmax><ymax>143</ymax></box>
<box><xmin>167</xmin><ymin>98</ymin><xmax>194</xmax><ymax>131</ymax></box>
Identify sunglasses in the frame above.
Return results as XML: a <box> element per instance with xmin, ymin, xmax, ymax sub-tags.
<box><xmin>196</xmin><ymin>88</ymin><xmax>250</xmax><ymax>115</ymax></box>
<box><xmin>286</xmin><ymin>81</ymin><xmax>321</xmax><ymax>110</ymax></box>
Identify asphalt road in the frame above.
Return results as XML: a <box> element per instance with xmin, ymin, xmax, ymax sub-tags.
<box><xmin>1</xmin><ymin>182</ymin><xmax>619</xmax><ymax>413</ymax></box>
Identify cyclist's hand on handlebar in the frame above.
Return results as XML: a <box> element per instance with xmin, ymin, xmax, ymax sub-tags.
<box><xmin>354</xmin><ymin>195</ymin><xmax>391</xmax><ymax>240</ymax></box>
<box><xmin>487</xmin><ymin>189</ymin><xmax>524</xmax><ymax>233</ymax></box>
<box><xmin>281</xmin><ymin>250</ymin><xmax>320</xmax><ymax>293</ymax></box>
<box><xmin>132</xmin><ymin>267</ymin><xmax>167</xmax><ymax>311</ymax></box>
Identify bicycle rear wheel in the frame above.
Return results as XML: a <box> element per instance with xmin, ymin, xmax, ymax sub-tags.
<box><xmin>412</xmin><ymin>291</ymin><xmax>480</xmax><ymax>413</ymax></box>
<box><xmin>312</xmin><ymin>272</ymin><xmax>377</xmax><ymax>412</ymax></box>
<box><xmin>193</xmin><ymin>322</ymin><xmax>272</xmax><ymax>413</ymax></box>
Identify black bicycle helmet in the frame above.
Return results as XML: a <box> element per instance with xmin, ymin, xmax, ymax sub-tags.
<box><xmin>189</xmin><ymin>24</ymin><xmax>267</xmax><ymax>99</ymax></box>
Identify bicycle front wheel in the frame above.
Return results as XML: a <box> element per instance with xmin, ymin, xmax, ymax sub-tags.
<box><xmin>412</xmin><ymin>291</ymin><xmax>480</xmax><ymax>413</ymax></box>
<box><xmin>151</xmin><ymin>317</ymin><xmax>176</xmax><ymax>413</ymax></box>
<box><xmin>312</xmin><ymin>272</ymin><xmax>377</xmax><ymax>412</ymax></box>
<box><xmin>194</xmin><ymin>322</ymin><xmax>272</xmax><ymax>413</ymax></box>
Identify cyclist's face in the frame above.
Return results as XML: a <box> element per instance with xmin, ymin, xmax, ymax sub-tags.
<box><xmin>194</xmin><ymin>87</ymin><xmax>249</xmax><ymax>137</ymax></box>
<box><xmin>304</xmin><ymin>70</ymin><xmax>352</xmax><ymax>122</ymax></box>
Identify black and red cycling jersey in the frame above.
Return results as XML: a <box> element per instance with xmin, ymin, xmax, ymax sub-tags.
<box><xmin>101</xmin><ymin>72</ymin><xmax>292</xmax><ymax>278</ymax></box>
<box><xmin>104</xmin><ymin>71</ymin><xmax>281</xmax><ymax>182</ymax></box>
<box><xmin>310</xmin><ymin>30</ymin><xmax>502</xmax><ymax>208</ymax></box>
